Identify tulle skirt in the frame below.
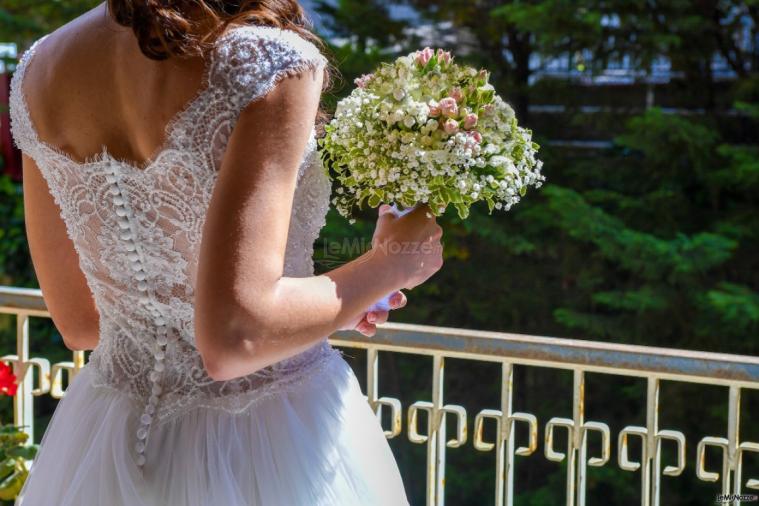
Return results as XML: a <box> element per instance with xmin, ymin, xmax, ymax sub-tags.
<box><xmin>17</xmin><ymin>352</ymin><xmax>409</xmax><ymax>505</ymax></box>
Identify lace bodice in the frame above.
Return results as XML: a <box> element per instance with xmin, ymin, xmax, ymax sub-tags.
<box><xmin>10</xmin><ymin>25</ymin><xmax>338</xmax><ymax>465</ymax></box>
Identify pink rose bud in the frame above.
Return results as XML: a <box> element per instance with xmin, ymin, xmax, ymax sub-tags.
<box><xmin>416</xmin><ymin>47</ymin><xmax>434</xmax><ymax>66</ymax></box>
<box><xmin>354</xmin><ymin>73</ymin><xmax>374</xmax><ymax>88</ymax></box>
<box><xmin>436</xmin><ymin>48</ymin><xmax>452</xmax><ymax>64</ymax></box>
<box><xmin>450</xmin><ymin>87</ymin><xmax>464</xmax><ymax>103</ymax></box>
<box><xmin>439</xmin><ymin>97</ymin><xmax>459</xmax><ymax>118</ymax></box>
<box><xmin>427</xmin><ymin>100</ymin><xmax>441</xmax><ymax>117</ymax></box>
<box><xmin>464</xmin><ymin>131</ymin><xmax>481</xmax><ymax>148</ymax></box>
<box><xmin>464</xmin><ymin>113</ymin><xmax>478</xmax><ymax>129</ymax></box>
<box><xmin>443</xmin><ymin>118</ymin><xmax>459</xmax><ymax>135</ymax></box>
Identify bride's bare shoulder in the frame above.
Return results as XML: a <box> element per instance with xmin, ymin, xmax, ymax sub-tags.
<box><xmin>20</xmin><ymin>3</ymin><xmax>205</xmax><ymax>164</ymax></box>
<box><xmin>28</xmin><ymin>3</ymin><xmax>122</xmax><ymax>69</ymax></box>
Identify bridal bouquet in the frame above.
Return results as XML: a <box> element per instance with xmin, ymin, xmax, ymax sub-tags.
<box><xmin>319</xmin><ymin>47</ymin><xmax>544</xmax><ymax>221</ymax></box>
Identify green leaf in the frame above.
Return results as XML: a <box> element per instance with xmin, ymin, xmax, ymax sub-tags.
<box><xmin>0</xmin><ymin>461</ymin><xmax>14</xmax><ymax>481</ymax></box>
<box><xmin>367</xmin><ymin>193</ymin><xmax>381</xmax><ymax>208</ymax></box>
<box><xmin>6</xmin><ymin>446</ymin><xmax>37</xmax><ymax>460</ymax></box>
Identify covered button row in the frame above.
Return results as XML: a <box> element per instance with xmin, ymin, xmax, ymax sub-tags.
<box><xmin>105</xmin><ymin>171</ymin><xmax>170</xmax><ymax>468</ymax></box>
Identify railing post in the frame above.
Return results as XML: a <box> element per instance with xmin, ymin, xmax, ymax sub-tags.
<box><xmin>696</xmin><ymin>385</ymin><xmax>759</xmax><ymax>504</ymax></box>
<box><xmin>545</xmin><ymin>369</ymin><xmax>610</xmax><ymax>506</ymax></box>
<box><xmin>367</xmin><ymin>348</ymin><xmax>379</xmax><ymax>409</ymax></box>
<box><xmin>501</xmin><ymin>362</ymin><xmax>516</xmax><ymax>505</ymax></box>
<box><xmin>473</xmin><ymin>361</ymin><xmax>538</xmax><ymax>506</ymax></box>
<box><xmin>409</xmin><ymin>354</ymin><xmax>447</xmax><ymax>505</ymax></box>
<box><xmin>500</xmin><ymin>363</ymin><xmax>514</xmax><ymax>506</ymax></box>
<box><xmin>14</xmin><ymin>313</ymin><xmax>34</xmax><ymax>442</ymax></box>
<box><xmin>407</xmin><ymin>354</ymin><xmax>468</xmax><ymax>506</ymax></box>
<box><xmin>366</xmin><ymin>347</ymin><xmax>402</xmax><ymax>438</ymax></box>
<box><xmin>571</xmin><ymin>369</ymin><xmax>583</xmax><ymax>506</ymax></box>
<box><xmin>646</xmin><ymin>378</ymin><xmax>659</xmax><ymax>506</ymax></box>
<box><xmin>431</xmin><ymin>354</ymin><xmax>446</xmax><ymax>506</ymax></box>
<box><xmin>618</xmin><ymin>377</ymin><xmax>686</xmax><ymax>506</ymax></box>
<box><xmin>696</xmin><ymin>385</ymin><xmax>759</xmax><ymax>503</ymax></box>
<box><xmin>492</xmin><ymin>362</ymin><xmax>518</xmax><ymax>506</ymax></box>
<box><xmin>728</xmin><ymin>386</ymin><xmax>740</xmax><ymax>506</ymax></box>
<box><xmin>50</xmin><ymin>350</ymin><xmax>85</xmax><ymax>399</ymax></box>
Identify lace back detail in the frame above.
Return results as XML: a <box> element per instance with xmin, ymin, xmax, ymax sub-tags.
<box><xmin>9</xmin><ymin>25</ymin><xmax>336</xmax><ymax>467</ymax></box>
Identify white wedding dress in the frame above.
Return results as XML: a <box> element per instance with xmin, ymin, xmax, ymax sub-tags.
<box><xmin>10</xmin><ymin>24</ymin><xmax>409</xmax><ymax>506</ymax></box>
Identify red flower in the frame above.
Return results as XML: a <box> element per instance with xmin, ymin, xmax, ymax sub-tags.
<box><xmin>0</xmin><ymin>363</ymin><xmax>18</xmax><ymax>396</ymax></box>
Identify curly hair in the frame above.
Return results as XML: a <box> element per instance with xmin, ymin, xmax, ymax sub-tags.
<box><xmin>106</xmin><ymin>1</ymin><xmax>317</xmax><ymax>58</ymax></box>
<box><xmin>106</xmin><ymin>1</ymin><xmax>337</xmax><ymax>127</ymax></box>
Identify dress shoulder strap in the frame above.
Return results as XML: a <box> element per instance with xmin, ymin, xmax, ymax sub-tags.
<box><xmin>207</xmin><ymin>24</ymin><xmax>328</xmax><ymax>111</ymax></box>
<box><xmin>9</xmin><ymin>34</ymin><xmax>50</xmax><ymax>161</ymax></box>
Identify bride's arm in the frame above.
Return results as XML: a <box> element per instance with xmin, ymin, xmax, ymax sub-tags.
<box><xmin>195</xmin><ymin>69</ymin><xmax>442</xmax><ymax>381</ymax></box>
<box><xmin>23</xmin><ymin>155</ymin><xmax>100</xmax><ymax>351</ymax></box>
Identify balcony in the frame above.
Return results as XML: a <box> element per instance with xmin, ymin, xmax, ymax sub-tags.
<box><xmin>1</xmin><ymin>285</ymin><xmax>758</xmax><ymax>506</ymax></box>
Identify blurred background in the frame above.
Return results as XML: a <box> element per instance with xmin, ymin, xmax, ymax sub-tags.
<box><xmin>1</xmin><ymin>1</ymin><xmax>758</xmax><ymax>504</ymax></box>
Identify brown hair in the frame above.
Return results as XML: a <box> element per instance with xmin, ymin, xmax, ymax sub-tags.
<box><xmin>106</xmin><ymin>0</ymin><xmax>336</xmax><ymax>128</ymax></box>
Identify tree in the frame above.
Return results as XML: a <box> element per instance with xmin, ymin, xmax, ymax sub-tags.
<box><xmin>0</xmin><ymin>1</ymin><xmax>99</xmax><ymax>46</ymax></box>
<box><xmin>399</xmin><ymin>0</ymin><xmax>546</xmax><ymax>119</ymax></box>
<box><xmin>312</xmin><ymin>0</ymin><xmax>405</xmax><ymax>54</ymax></box>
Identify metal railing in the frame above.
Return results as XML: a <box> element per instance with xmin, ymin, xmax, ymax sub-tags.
<box><xmin>1</xmin><ymin>285</ymin><xmax>758</xmax><ymax>505</ymax></box>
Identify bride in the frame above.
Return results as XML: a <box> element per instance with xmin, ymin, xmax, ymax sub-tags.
<box><xmin>9</xmin><ymin>1</ymin><xmax>443</xmax><ymax>504</ymax></box>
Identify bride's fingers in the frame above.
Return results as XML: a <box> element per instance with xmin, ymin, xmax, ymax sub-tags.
<box><xmin>366</xmin><ymin>310</ymin><xmax>389</xmax><ymax>325</ymax></box>
<box><xmin>355</xmin><ymin>316</ymin><xmax>371</xmax><ymax>333</ymax></box>
<box><xmin>356</xmin><ymin>320</ymin><xmax>376</xmax><ymax>336</ymax></box>
<box><xmin>389</xmin><ymin>291</ymin><xmax>407</xmax><ymax>309</ymax></box>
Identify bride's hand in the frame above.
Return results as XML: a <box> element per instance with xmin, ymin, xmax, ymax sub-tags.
<box><xmin>371</xmin><ymin>204</ymin><xmax>443</xmax><ymax>290</ymax></box>
<box><xmin>345</xmin><ymin>290</ymin><xmax>407</xmax><ymax>336</ymax></box>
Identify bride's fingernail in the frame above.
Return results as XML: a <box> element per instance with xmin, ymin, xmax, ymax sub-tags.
<box><xmin>366</xmin><ymin>312</ymin><xmax>376</xmax><ymax>324</ymax></box>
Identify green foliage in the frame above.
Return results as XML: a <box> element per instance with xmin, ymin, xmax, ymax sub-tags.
<box><xmin>313</xmin><ymin>0</ymin><xmax>405</xmax><ymax>54</ymax></box>
<box><xmin>492</xmin><ymin>2</ymin><xmax>603</xmax><ymax>56</ymax></box>
<box><xmin>0</xmin><ymin>425</ymin><xmax>37</xmax><ymax>504</ymax></box>
<box><xmin>615</xmin><ymin>108</ymin><xmax>719</xmax><ymax>171</ymax></box>
<box><xmin>317</xmin><ymin>2</ymin><xmax>758</xmax><ymax>503</ymax></box>
<box><xmin>528</xmin><ymin>104</ymin><xmax>758</xmax><ymax>351</ymax></box>
<box><xmin>0</xmin><ymin>1</ymin><xmax>99</xmax><ymax>44</ymax></box>
<box><xmin>540</xmin><ymin>185</ymin><xmax>737</xmax><ymax>280</ymax></box>
<box><xmin>701</xmin><ymin>282</ymin><xmax>759</xmax><ymax>332</ymax></box>
<box><xmin>0</xmin><ymin>176</ymin><xmax>34</xmax><ymax>287</ymax></box>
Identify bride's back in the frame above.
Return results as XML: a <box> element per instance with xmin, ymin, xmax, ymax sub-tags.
<box><xmin>24</xmin><ymin>4</ymin><xmax>208</xmax><ymax>168</ymax></box>
<box><xmin>11</xmin><ymin>1</ymin><xmax>334</xmax><ymax>444</ymax></box>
